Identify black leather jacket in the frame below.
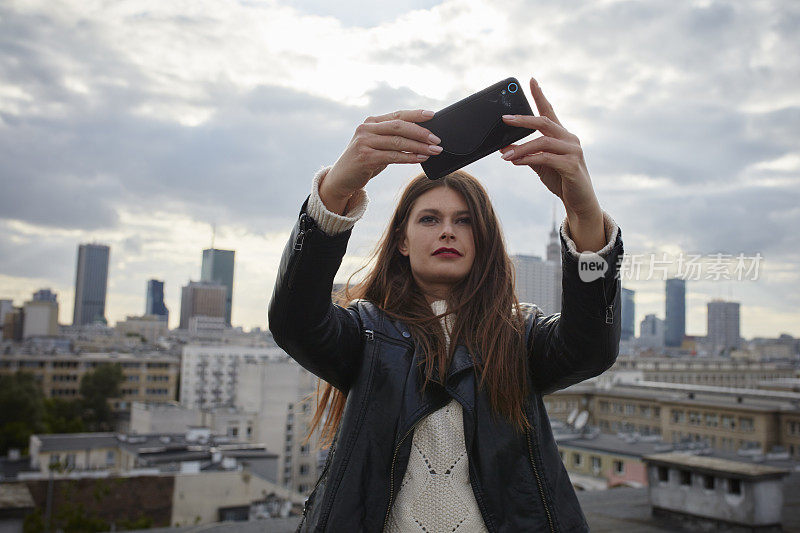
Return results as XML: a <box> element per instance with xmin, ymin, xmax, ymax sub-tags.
<box><xmin>268</xmin><ymin>195</ymin><xmax>624</xmax><ymax>532</ymax></box>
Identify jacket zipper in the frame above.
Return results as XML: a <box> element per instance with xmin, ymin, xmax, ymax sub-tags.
<box><xmin>368</xmin><ymin>326</ymin><xmax>443</xmax><ymax>532</ymax></box>
<box><xmin>381</xmin><ymin>415</ymin><xmax>426</xmax><ymax>531</ymax></box>
<box><xmin>301</xmin><ymin>429</ymin><xmax>338</xmax><ymax>521</ymax></box>
<box><xmin>286</xmin><ymin>213</ymin><xmax>312</xmax><ymax>292</ymax></box>
<box><xmin>364</xmin><ymin>329</ymin><xmax>415</xmax><ymax>351</ymax></box>
<box><xmin>601</xmin><ymin>276</ymin><xmax>613</xmax><ymax>325</ymax></box>
<box><xmin>526</xmin><ymin>428</ymin><xmax>556</xmax><ymax>533</ymax></box>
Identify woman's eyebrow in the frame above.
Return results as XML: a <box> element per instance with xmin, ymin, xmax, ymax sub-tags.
<box><xmin>416</xmin><ymin>208</ymin><xmax>471</xmax><ymax>216</ymax></box>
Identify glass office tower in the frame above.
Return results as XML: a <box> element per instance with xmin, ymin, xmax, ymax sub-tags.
<box><xmin>201</xmin><ymin>248</ymin><xmax>235</xmax><ymax>326</ymax></box>
<box><xmin>72</xmin><ymin>243</ymin><xmax>110</xmax><ymax>326</ymax></box>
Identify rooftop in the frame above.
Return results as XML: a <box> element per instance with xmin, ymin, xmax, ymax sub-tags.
<box><xmin>557</xmin><ymin>380</ymin><xmax>800</xmax><ymax>412</ymax></box>
<box><xmin>642</xmin><ymin>452</ymin><xmax>790</xmax><ymax>479</ymax></box>
<box><xmin>577</xmin><ymin>471</ymin><xmax>800</xmax><ymax>532</ymax></box>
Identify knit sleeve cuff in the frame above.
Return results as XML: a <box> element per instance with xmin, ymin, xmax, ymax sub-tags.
<box><xmin>559</xmin><ymin>210</ymin><xmax>619</xmax><ymax>260</ymax></box>
<box><xmin>306</xmin><ymin>165</ymin><xmax>370</xmax><ymax>236</ymax></box>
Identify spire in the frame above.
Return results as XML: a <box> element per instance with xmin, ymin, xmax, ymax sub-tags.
<box><xmin>546</xmin><ymin>200</ymin><xmax>561</xmax><ymax>263</ymax></box>
<box><xmin>211</xmin><ymin>221</ymin><xmax>216</xmax><ymax>250</ymax></box>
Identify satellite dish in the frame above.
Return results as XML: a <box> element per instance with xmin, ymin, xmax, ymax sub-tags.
<box><xmin>574</xmin><ymin>411</ymin><xmax>589</xmax><ymax>431</ymax></box>
<box><xmin>567</xmin><ymin>409</ymin><xmax>579</xmax><ymax>425</ymax></box>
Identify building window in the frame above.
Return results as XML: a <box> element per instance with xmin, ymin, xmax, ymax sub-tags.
<box><xmin>613</xmin><ymin>460</ymin><xmax>624</xmax><ymax>475</ymax></box>
<box><xmin>573</xmin><ymin>453</ymin><xmax>582</xmax><ymax>467</ymax></box>
<box><xmin>728</xmin><ymin>478</ymin><xmax>741</xmax><ymax>495</ymax></box>
<box><xmin>703</xmin><ymin>475</ymin><xmax>715</xmax><ymax>490</ymax></box>
<box><xmin>722</xmin><ymin>415</ymin><xmax>735</xmax><ymax>430</ymax></box>
<box><xmin>739</xmin><ymin>417</ymin><xmax>754</xmax><ymax>432</ymax></box>
<box><xmin>106</xmin><ymin>451</ymin><xmax>115</xmax><ymax>466</ymax></box>
<box><xmin>671</xmin><ymin>409</ymin><xmax>685</xmax><ymax>424</ymax></box>
<box><xmin>591</xmin><ymin>456</ymin><xmax>601</xmax><ymax>473</ymax></box>
<box><xmin>299</xmin><ymin>464</ymin><xmax>309</xmax><ymax>475</ymax></box>
<box><xmin>680</xmin><ymin>470</ymin><xmax>691</xmax><ymax>486</ymax></box>
<box><xmin>657</xmin><ymin>466</ymin><xmax>669</xmax><ymax>483</ymax></box>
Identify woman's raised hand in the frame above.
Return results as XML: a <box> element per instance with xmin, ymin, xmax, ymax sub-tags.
<box><xmin>498</xmin><ymin>78</ymin><xmax>602</xmax><ymax>223</ymax></box>
<box><xmin>320</xmin><ymin>110</ymin><xmax>442</xmax><ymax>213</ymax></box>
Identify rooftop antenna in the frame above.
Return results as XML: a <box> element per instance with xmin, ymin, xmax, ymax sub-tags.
<box><xmin>567</xmin><ymin>408</ymin><xmax>579</xmax><ymax>425</ymax></box>
<box><xmin>574</xmin><ymin>411</ymin><xmax>589</xmax><ymax>432</ymax></box>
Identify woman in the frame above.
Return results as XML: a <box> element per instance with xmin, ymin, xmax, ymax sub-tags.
<box><xmin>269</xmin><ymin>77</ymin><xmax>624</xmax><ymax>532</ymax></box>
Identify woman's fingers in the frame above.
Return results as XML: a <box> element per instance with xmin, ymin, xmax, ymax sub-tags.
<box><xmin>508</xmin><ymin>151</ymin><xmax>574</xmax><ymax>173</ymax></box>
<box><xmin>528</xmin><ymin>77</ymin><xmax>563</xmax><ymax>127</ymax></box>
<box><xmin>501</xmin><ymin>114</ymin><xmax>574</xmax><ymax>141</ymax></box>
<box><xmin>363</xmin><ymin>118</ymin><xmax>442</xmax><ymax>147</ymax></box>
<box><xmin>365</xmin><ymin>109</ymin><xmax>437</xmax><ymax>127</ymax></box>
<box><xmin>362</xmin><ymin>147</ymin><xmax>431</xmax><ymax>164</ymax></box>
<box><xmin>500</xmin><ymin>136</ymin><xmax>579</xmax><ymax>160</ymax></box>
<box><xmin>369</xmin><ymin>134</ymin><xmax>443</xmax><ymax>156</ymax></box>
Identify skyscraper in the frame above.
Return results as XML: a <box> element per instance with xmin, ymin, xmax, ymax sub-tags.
<box><xmin>179</xmin><ymin>281</ymin><xmax>226</xmax><ymax>329</ymax></box>
<box><xmin>621</xmin><ymin>287</ymin><xmax>635</xmax><ymax>341</ymax></box>
<box><xmin>707</xmin><ymin>299</ymin><xmax>741</xmax><ymax>354</ymax></box>
<box><xmin>512</xmin><ymin>255</ymin><xmax>560</xmax><ymax>315</ymax></box>
<box><xmin>72</xmin><ymin>243</ymin><xmax>110</xmax><ymax>326</ymax></box>
<box><xmin>145</xmin><ymin>279</ymin><xmax>169</xmax><ymax>323</ymax></box>
<box><xmin>512</xmin><ymin>214</ymin><xmax>563</xmax><ymax>315</ymax></box>
<box><xmin>639</xmin><ymin>313</ymin><xmax>665</xmax><ymax>349</ymax></box>
<box><xmin>33</xmin><ymin>289</ymin><xmax>57</xmax><ymax>303</ymax></box>
<box><xmin>201</xmin><ymin>248</ymin><xmax>235</xmax><ymax>326</ymax></box>
<box><xmin>665</xmin><ymin>278</ymin><xmax>686</xmax><ymax>347</ymax></box>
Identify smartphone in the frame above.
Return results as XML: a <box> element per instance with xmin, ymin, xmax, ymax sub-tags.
<box><xmin>420</xmin><ymin>77</ymin><xmax>536</xmax><ymax>180</ymax></box>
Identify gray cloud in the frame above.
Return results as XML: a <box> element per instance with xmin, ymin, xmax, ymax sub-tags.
<box><xmin>0</xmin><ymin>0</ymin><xmax>798</xmax><ymax>335</ymax></box>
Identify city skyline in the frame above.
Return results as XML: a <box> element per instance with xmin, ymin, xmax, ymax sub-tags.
<box><xmin>1</xmin><ymin>1</ymin><xmax>798</xmax><ymax>336</ymax></box>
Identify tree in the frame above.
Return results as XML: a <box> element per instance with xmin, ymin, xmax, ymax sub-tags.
<box><xmin>0</xmin><ymin>371</ymin><xmax>44</xmax><ymax>455</ymax></box>
<box><xmin>43</xmin><ymin>398</ymin><xmax>86</xmax><ymax>434</ymax></box>
<box><xmin>79</xmin><ymin>363</ymin><xmax>124</xmax><ymax>432</ymax></box>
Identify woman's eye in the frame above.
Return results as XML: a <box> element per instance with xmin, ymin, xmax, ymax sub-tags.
<box><xmin>420</xmin><ymin>216</ymin><xmax>436</xmax><ymax>223</ymax></box>
<box><xmin>457</xmin><ymin>217</ymin><xmax>471</xmax><ymax>224</ymax></box>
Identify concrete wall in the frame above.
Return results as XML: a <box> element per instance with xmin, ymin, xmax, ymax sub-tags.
<box><xmin>646</xmin><ymin>465</ymin><xmax>784</xmax><ymax>526</ymax></box>
<box><xmin>170</xmin><ymin>470</ymin><xmax>303</xmax><ymax>526</ymax></box>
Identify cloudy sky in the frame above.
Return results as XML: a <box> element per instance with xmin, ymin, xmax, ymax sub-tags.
<box><xmin>1</xmin><ymin>0</ymin><xmax>798</xmax><ymax>338</ymax></box>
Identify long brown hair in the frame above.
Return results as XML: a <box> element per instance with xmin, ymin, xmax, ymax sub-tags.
<box><xmin>302</xmin><ymin>169</ymin><xmax>531</xmax><ymax>450</ymax></box>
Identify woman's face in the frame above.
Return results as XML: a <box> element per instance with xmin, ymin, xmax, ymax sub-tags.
<box><xmin>398</xmin><ymin>186</ymin><xmax>476</xmax><ymax>303</ymax></box>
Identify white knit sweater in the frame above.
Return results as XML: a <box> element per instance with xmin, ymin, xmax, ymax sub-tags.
<box><xmin>304</xmin><ymin>165</ymin><xmax>619</xmax><ymax>531</ymax></box>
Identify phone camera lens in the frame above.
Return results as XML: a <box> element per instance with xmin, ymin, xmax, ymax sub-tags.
<box><xmin>508</xmin><ymin>82</ymin><xmax>518</xmax><ymax>93</ymax></box>
<box><xmin>501</xmin><ymin>90</ymin><xmax>506</xmax><ymax>95</ymax></box>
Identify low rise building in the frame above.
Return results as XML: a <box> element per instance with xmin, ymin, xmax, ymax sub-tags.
<box><xmin>0</xmin><ymin>352</ymin><xmax>179</xmax><ymax>411</ymax></box>
<box><xmin>643</xmin><ymin>452</ymin><xmax>789</xmax><ymax>530</ymax></box>
<box><xmin>546</xmin><ymin>379</ymin><xmax>800</xmax><ymax>459</ymax></box>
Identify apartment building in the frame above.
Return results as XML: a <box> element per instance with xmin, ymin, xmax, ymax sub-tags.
<box><xmin>546</xmin><ymin>381</ymin><xmax>800</xmax><ymax>459</ymax></box>
<box><xmin>0</xmin><ymin>352</ymin><xmax>179</xmax><ymax>411</ymax></box>
<box><xmin>609</xmin><ymin>355</ymin><xmax>796</xmax><ymax>388</ymax></box>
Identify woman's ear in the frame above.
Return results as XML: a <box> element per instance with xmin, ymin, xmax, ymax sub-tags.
<box><xmin>397</xmin><ymin>234</ymin><xmax>409</xmax><ymax>256</ymax></box>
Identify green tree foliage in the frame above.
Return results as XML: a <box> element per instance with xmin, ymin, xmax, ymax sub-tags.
<box><xmin>42</xmin><ymin>398</ymin><xmax>86</xmax><ymax>434</ymax></box>
<box><xmin>1</xmin><ymin>364</ymin><xmax>124</xmax><ymax>454</ymax></box>
<box><xmin>0</xmin><ymin>371</ymin><xmax>44</xmax><ymax>454</ymax></box>
<box><xmin>79</xmin><ymin>363</ymin><xmax>124</xmax><ymax>432</ymax></box>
